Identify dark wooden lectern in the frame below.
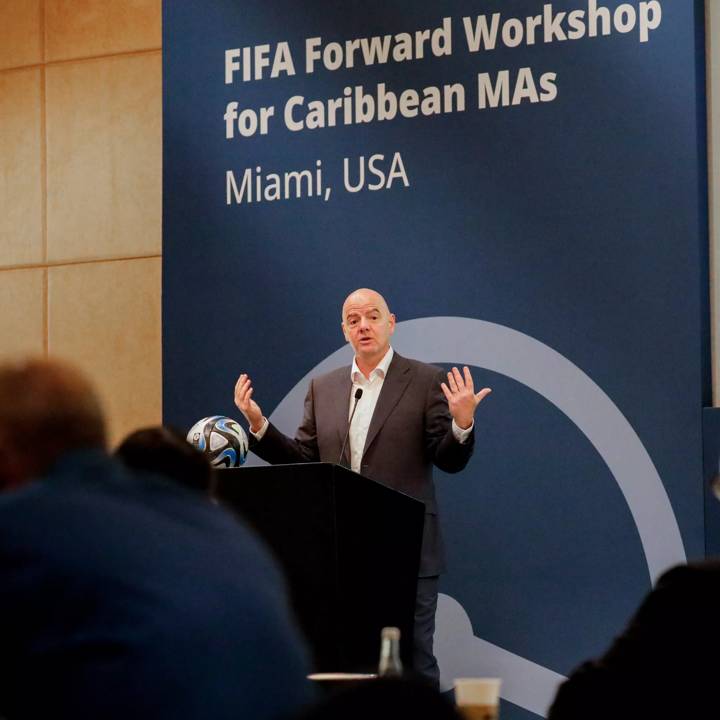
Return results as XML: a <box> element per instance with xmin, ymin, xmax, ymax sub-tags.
<box><xmin>216</xmin><ymin>463</ymin><xmax>425</xmax><ymax>673</ymax></box>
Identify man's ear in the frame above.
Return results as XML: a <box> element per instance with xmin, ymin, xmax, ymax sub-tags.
<box><xmin>341</xmin><ymin>322</ymin><xmax>350</xmax><ymax>343</ymax></box>
<box><xmin>388</xmin><ymin>313</ymin><xmax>396</xmax><ymax>335</ymax></box>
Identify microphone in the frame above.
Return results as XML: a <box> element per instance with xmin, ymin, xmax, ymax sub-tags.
<box><xmin>338</xmin><ymin>388</ymin><xmax>363</xmax><ymax>467</ymax></box>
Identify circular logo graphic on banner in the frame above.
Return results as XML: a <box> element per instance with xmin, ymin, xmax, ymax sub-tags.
<box><xmin>249</xmin><ymin>317</ymin><xmax>685</xmax><ymax>716</ymax></box>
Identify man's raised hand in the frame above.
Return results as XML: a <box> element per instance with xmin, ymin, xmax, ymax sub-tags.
<box><xmin>234</xmin><ymin>373</ymin><xmax>265</xmax><ymax>433</ymax></box>
<box><xmin>441</xmin><ymin>366</ymin><xmax>491</xmax><ymax>430</ymax></box>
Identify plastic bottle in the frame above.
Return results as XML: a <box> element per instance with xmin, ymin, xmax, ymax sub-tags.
<box><xmin>378</xmin><ymin>626</ymin><xmax>403</xmax><ymax>676</ymax></box>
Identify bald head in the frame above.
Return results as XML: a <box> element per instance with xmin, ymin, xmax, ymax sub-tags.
<box><xmin>0</xmin><ymin>358</ymin><xmax>106</xmax><ymax>490</ymax></box>
<box><xmin>342</xmin><ymin>288</ymin><xmax>391</xmax><ymax>320</ymax></box>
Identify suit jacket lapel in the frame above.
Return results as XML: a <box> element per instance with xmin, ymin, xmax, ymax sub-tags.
<box><xmin>362</xmin><ymin>353</ymin><xmax>412</xmax><ymax>457</ymax></box>
<box><xmin>332</xmin><ymin>370</ymin><xmax>354</xmax><ymax>465</ymax></box>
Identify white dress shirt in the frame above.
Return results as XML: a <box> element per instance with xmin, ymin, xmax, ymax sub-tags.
<box><xmin>347</xmin><ymin>347</ymin><xmax>473</xmax><ymax>473</ymax></box>
<box><xmin>347</xmin><ymin>347</ymin><xmax>396</xmax><ymax>473</ymax></box>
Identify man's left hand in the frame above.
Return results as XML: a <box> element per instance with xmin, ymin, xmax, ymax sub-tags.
<box><xmin>441</xmin><ymin>366</ymin><xmax>491</xmax><ymax>430</ymax></box>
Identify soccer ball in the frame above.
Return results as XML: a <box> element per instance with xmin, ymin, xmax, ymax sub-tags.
<box><xmin>186</xmin><ymin>415</ymin><xmax>248</xmax><ymax>468</ymax></box>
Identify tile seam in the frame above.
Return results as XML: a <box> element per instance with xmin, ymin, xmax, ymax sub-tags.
<box><xmin>41</xmin><ymin>0</ymin><xmax>48</xmax><ymax>355</ymax></box>
<box><xmin>0</xmin><ymin>254</ymin><xmax>162</xmax><ymax>273</ymax></box>
<box><xmin>0</xmin><ymin>47</ymin><xmax>161</xmax><ymax>74</ymax></box>
<box><xmin>45</xmin><ymin>47</ymin><xmax>161</xmax><ymax>69</ymax></box>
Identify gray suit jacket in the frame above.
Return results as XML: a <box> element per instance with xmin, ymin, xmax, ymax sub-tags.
<box><xmin>251</xmin><ymin>353</ymin><xmax>475</xmax><ymax>576</ymax></box>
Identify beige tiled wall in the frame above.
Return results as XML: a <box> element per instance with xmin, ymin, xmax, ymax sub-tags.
<box><xmin>46</xmin><ymin>53</ymin><xmax>162</xmax><ymax>262</ymax></box>
<box><xmin>0</xmin><ymin>2</ymin><xmax>43</xmax><ymax>71</ymax></box>
<box><xmin>0</xmin><ymin>269</ymin><xmax>46</xmax><ymax>358</ymax></box>
<box><xmin>45</xmin><ymin>0</ymin><xmax>161</xmax><ymax>61</ymax></box>
<box><xmin>0</xmin><ymin>1</ymin><xmax>162</xmax><ymax>446</ymax></box>
<box><xmin>0</xmin><ymin>67</ymin><xmax>44</xmax><ymax>267</ymax></box>
<box><xmin>48</xmin><ymin>258</ymin><xmax>162</xmax><ymax>443</ymax></box>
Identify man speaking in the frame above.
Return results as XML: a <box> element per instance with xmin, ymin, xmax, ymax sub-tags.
<box><xmin>234</xmin><ymin>288</ymin><xmax>491</xmax><ymax>683</ymax></box>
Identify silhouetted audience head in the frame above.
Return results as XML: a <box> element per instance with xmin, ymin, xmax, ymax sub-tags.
<box><xmin>0</xmin><ymin>357</ymin><xmax>106</xmax><ymax>491</ymax></box>
<box><xmin>115</xmin><ymin>425</ymin><xmax>213</xmax><ymax>493</ymax></box>
<box><xmin>298</xmin><ymin>676</ymin><xmax>462</xmax><ymax>720</ymax></box>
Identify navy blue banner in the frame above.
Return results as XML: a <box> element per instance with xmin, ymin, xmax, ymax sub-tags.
<box><xmin>163</xmin><ymin>2</ymin><xmax>708</xmax><ymax>716</ymax></box>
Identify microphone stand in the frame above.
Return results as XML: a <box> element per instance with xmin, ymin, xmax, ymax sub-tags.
<box><xmin>338</xmin><ymin>387</ymin><xmax>363</xmax><ymax>467</ymax></box>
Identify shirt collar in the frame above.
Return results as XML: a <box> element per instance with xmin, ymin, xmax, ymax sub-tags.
<box><xmin>351</xmin><ymin>346</ymin><xmax>394</xmax><ymax>383</ymax></box>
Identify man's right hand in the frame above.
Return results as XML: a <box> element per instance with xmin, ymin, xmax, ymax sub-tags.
<box><xmin>234</xmin><ymin>374</ymin><xmax>265</xmax><ymax>434</ymax></box>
